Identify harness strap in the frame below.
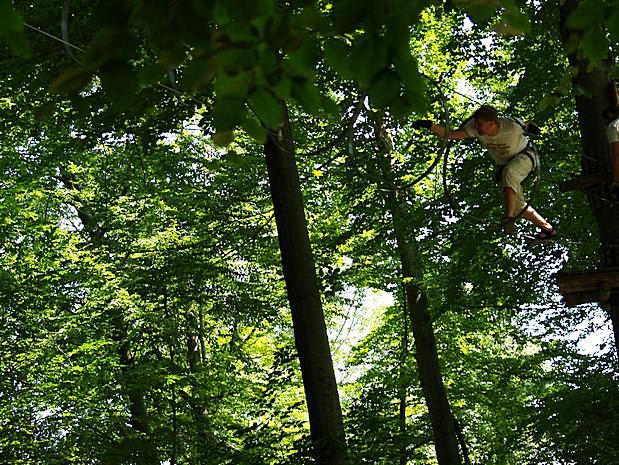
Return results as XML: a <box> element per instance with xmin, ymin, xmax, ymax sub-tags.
<box><xmin>495</xmin><ymin>146</ymin><xmax>537</xmax><ymax>182</ymax></box>
<box><xmin>519</xmin><ymin>145</ymin><xmax>537</xmax><ymax>174</ymax></box>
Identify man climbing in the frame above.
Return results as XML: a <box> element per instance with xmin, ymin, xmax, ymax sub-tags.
<box><xmin>413</xmin><ymin>105</ymin><xmax>556</xmax><ymax>239</ymax></box>
<box><xmin>602</xmin><ymin>105</ymin><xmax>619</xmax><ymax>199</ymax></box>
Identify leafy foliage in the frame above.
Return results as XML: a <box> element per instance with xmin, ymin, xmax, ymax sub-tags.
<box><xmin>0</xmin><ymin>1</ymin><xmax>618</xmax><ymax>464</ymax></box>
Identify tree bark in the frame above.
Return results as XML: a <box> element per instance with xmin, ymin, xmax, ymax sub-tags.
<box><xmin>62</xmin><ymin>175</ymin><xmax>159</xmax><ymax>463</ymax></box>
<box><xmin>264</xmin><ymin>103</ymin><xmax>348</xmax><ymax>465</ymax></box>
<box><xmin>559</xmin><ymin>0</ymin><xmax>619</xmax><ymax>357</ymax></box>
<box><xmin>374</xmin><ymin>121</ymin><xmax>462</xmax><ymax>465</ymax></box>
<box><xmin>186</xmin><ymin>333</ymin><xmax>215</xmax><ymax>461</ymax></box>
<box><xmin>398</xmin><ymin>289</ymin><xmax>409</xmax><ymax>465</ymax></box>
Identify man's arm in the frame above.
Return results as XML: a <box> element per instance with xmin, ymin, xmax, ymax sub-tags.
<box><xmin>412</xmin><ymin>120</ymin><xmax>470</xmax><ymax>140</ymax></box>
<box><xmin>429</xmin><ymin>122</ymin><xmax>469</xmax><ymax>140</ymax></box>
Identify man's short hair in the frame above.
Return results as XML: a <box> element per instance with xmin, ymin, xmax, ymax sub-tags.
<box><xmin>603</xmin><ymin>105</ymin><xmax>619</xmax><ymax>121</ymax></box>
<box><xmin>473</xmin><ymin>105</ymin><xmax>499</xmax><ymax>123</ymax></box>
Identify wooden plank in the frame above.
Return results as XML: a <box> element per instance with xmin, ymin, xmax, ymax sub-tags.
<box><xmin>562</xmin><ymin>286</ymin><xmax>613</xmax><ymax>307</ymax></box>
<box><xmin>564</xmin><ymin>290</ymin><xmax>604</xmax><ymax>307</ymax></box>
<box><xmin>559</xmin><ymin>171</ymin><xmax>613</xmax><ymax>192</ymax></box>
<box><xmin>556</xmin><ymin>269</ymin><xmax>619</xmax><ymax>293</ymax></box>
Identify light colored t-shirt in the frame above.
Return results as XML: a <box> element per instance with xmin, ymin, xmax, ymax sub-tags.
<box><xmin>464</xmin><ymin>117</ymin><xmax>529</xmax><ymax>165</ymax></box>
<box><xmin>607</xmin><ymin>117</ymin><xmax>619</xmax><ymax>144</ymax></box>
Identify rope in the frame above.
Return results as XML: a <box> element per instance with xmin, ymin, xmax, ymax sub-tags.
<box><xmin>61</xmin><ymin>0</ymin><xmax>81</xmax><ymax>64</ymax></box>
<box><xmin>398</xmin><ymin>76</ymin><xmax>451</xmax><ymax>190</ymax></box>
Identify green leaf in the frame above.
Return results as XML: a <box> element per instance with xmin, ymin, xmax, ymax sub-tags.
<box><xmin>394</xmin><ymin>52</ymin><xmax>422</xmax><ymax>95</ymax></box>
<box><xmin>350</xmin><ymin>35</ymin><xmax>385</xmax><ymax>88</ymax></box>
<box><xmin>248</xmin><ymin>88</ymin><xmax>283</xmax><ymax>129</ymax></box>
<box><xmin>494</xmin><ymin>1</ymin><xmax>531</xmax><ymax>36</ymax></box>
<box><xmin>214</xmin><ymin>71</ymin><xmax>252</xmax><ymax>99</ymax></box>
<box><xmin>271</xmin><ymin>76</ymin><xmax>293</xmax><ymax>99</ymax></box>
<box><xmin>295</xmin><ymin>5</ymin><xmax>329</xmax><ymax>32</ymax></box>
<box><xmin>320</xmin><ymin>94</ymin><xmax>340</xmax><ymax>118</ymax></box>
<box><xmin>241</xmin><ymin>117</ymin><xmax>268</xmax><ymax>143</ymax></box>
<box><xmin>606</xmin><ymin>7</ymin><xmax>619</xmax><ymax>41</ymax></box>
<box><xmin>256</xmin><ymin>42</ymin><xmax>280</xmax><ymax>75</ymax></box>
<box><xmin>389</xmin><ymin>96</ymin><xmax>412</xmax><ymax>119</ymax></box>
<box><xmin>217</xmin><ymin>48</ymin><xmax>256</xmax><ymax>73</ymax></box>
<box><xmin>368</xmin><ymin>70</ymin><xmax>401</xmax><ymax>108</ymax></box>
<box><xmin>287</xmin><ymin>37</ymin><xmax>318</xmax><ymax>79</ymax></box>
<box><xmin>213</xmin><ymin>97</ymin><xmax>245</xmax><ymax>132</ymax></box>
<box><xmin>456</xmin><ymin>0</ymin><xmax>500</xmax><ymax>23</ymax></box>
<box><xmin>293</xmin><ymin>79</ymin><xmax>322</xmax><ymax>115</ymax></box>
<box><xmin>324</xmin><ymin>39</ymin><xmax>353</xmax><ymax>80</ymax></box>
<box><xmin>183</xmin><ymin>58</ymin><xmax>218</xmax><ymax>90</ymax></box>
<box><xmin>212</xmin><ymin>130</ymin><xmax>234</xmax><ymax>146</ymax></box>
<box><xmin>0</xmin><ymin>1</ymin><xmax>22</xmax><ymax>32</ymax></box>
<box><xmin>579</xmin><ymin>27</ymin><xmax>609</xmax><ymax>64</ymax></box>
<box><xmin>138</xmin><ymin>63</ymin><xmax>167</xmax><ymax>87</ymax></box>
<box><xmin>333</xmin><ymin>0</ymin><xmax>367</xmax><ymax>33</ymax></box>
<box><xmin>100</xmin><ymin>62</ymin><xmax>139</xmax><ymax>109</ymax></box>
<box><xmin>537</xmin><ymin>95</ymin><xmax>561</xmax><ymax>113</ymax></box>
<box><xmin>213</xmin><ymin>0</ymin><xmax>274</xmax><ymax>24</ymax></box>
<box><xmin>565</xmin><ymin>0</ymin><xmax>605</xmax><ymax>30</ymax></box>
<box><xmin>33</xmin><ymin>102</ymin><xmax>57</xmax><ymax>122</ymax></box>
<box><xmin>0</xmin><ymin>1</ymin><xmax>30</xmax><ymax>56</ymax></box>
<box><xmin>49</xmin><ymin>68</ymin><xmax>93</xmax><ymax>94</ymax></box>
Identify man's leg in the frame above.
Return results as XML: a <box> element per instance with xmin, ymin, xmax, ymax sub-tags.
<box><xmin>521</xmin><ymin>206</ymin><xmax>553</xmax><ymax>230</ymax></box>
<box><xmin>503</xmin><ymin>186</ymin><xmax>517</xmax><ymax>218</ymax></box>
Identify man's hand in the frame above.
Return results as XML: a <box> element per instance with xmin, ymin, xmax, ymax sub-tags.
<box><xmin>412</xmin><ymin>119</ymin><xmax>433</xmax><ymax>130</ymax></box>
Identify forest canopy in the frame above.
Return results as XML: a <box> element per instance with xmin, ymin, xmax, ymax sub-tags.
<box><xmin>1</xmin><ymin>1</ymin><xmax>618</xmax><ymax>465</ymax></box>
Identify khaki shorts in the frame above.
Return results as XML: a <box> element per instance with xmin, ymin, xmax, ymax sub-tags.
<box><xmin>498</xmin><ymin>152</ymin><xmax>534</xmax><ymax>211</ymax></box>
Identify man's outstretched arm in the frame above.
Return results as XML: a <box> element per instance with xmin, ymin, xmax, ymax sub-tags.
<box><xmin>412</xmin><ymin>119</ymin><xmax>469</xmax><ymax>140</ymax></box>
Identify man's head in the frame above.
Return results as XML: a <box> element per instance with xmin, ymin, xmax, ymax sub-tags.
<box><xmin>473</xmin><ymin>106</ymin><xmax>500</xmax><ymax>136</ymax></box>
<box><xmin>603</xmin><ymin>105</ymin><xmax>619</xmax><ymax>124</ymax></box>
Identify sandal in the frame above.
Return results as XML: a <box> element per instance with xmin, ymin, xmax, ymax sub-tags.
<box><xmin>500</xmin><ymin>216</ymin><xmax>516</xmax><ymax>235</ymax></box>
<box><xmin>535</xmin><ymin>225</ymin><xmax>557</xmax><ymax>240</ymax></box>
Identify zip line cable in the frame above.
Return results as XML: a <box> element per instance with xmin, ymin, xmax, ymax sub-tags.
<box><xmin>24</xmin><ymin>22</ymin><xmax>85</xmax><ymax>53</ymax></box>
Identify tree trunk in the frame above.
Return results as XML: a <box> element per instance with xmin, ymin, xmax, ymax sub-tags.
<box><xmin>374</xmin><ymin>122</ymin><xmax>462</xmax><ymax>465</ymax></box>
<box><xmin>186</xmin><ymin>333</ymin><xmax>215</xmax><ymax>461</ymax></box>
<box><xmin>398</xmin><ymin>289</ymin><xmax>409</xmax><ymax>465</ymax></box>
<box><xmin>63</xmin><ymin>176</ymin><xmax>159</xmax><ymax>463</ymax></box>
<box><xmin>264</xmin><ymin>103</ymin><xmax>348</xmax><ymax>465</ymax></box>
<box><xmin>560</xmin><ymin>0</ymin><xmax>619</xmax><ymax>357</ymax></box>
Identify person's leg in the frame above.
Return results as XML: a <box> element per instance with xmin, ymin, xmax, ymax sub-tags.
<box><xmin>521</xmin><ymin>206</ymin><xmax>553</xmax><ymax>230</ymax></box>
<box><xmin>503</xmin><ymin>186</ymin><xmax>517</xmax><ymax>218</ymax></box>
<box><xmin>499</xmin><ymin>153</ymin><xmax>533</xmax><ymax>233</ymax></box>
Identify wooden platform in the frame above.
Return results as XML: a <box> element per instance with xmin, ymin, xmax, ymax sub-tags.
<box><xmin>559</xmin><ymin>171</ymin><xmax>613</xmax><ymax>192</ymax></box>
<box><xmin>556</xmin><ymin>269</ymin><xmax>619</xmax><ymax>307</ymax></box>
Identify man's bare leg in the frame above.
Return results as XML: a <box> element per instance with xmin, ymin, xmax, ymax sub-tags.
<box><xmin>503</xmin><ymin>186</ymin><xmax>517</xmax><ymax>218</ymax></box>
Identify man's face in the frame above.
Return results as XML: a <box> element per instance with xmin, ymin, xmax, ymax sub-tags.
<box><xmin>475</xmin><ymin>118</ymin><xmax>499</xmax><ymax>136</ymax></box>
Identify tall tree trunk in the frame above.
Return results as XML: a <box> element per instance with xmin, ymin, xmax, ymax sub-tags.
<box><xmin>560</xmin><ymin>0</ymin><xmax>619</xmax><ymax>357</ymax></box>
<box><xmin>375</xmin><ymin>120</ymin><xmax>462</xmax><ymax>465</ymax></box>
<box><xmin>63</xmin><ymin>176</ymin><xmax>158</xmax><ymax>463</ymax></box>
<box><xmin>186</xmin><ymin>333</ymin><xmax>214</xmax><ymax>461</ymax></box>
<box><xmin>398</xmin><ymin>288</ymin><xmax>409</xmax><ymax>465</ymax></box>
<box><xmin>264</xmin><ymin>103</ymin><xmax>348</xmax><ymax>465</ymax></box>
